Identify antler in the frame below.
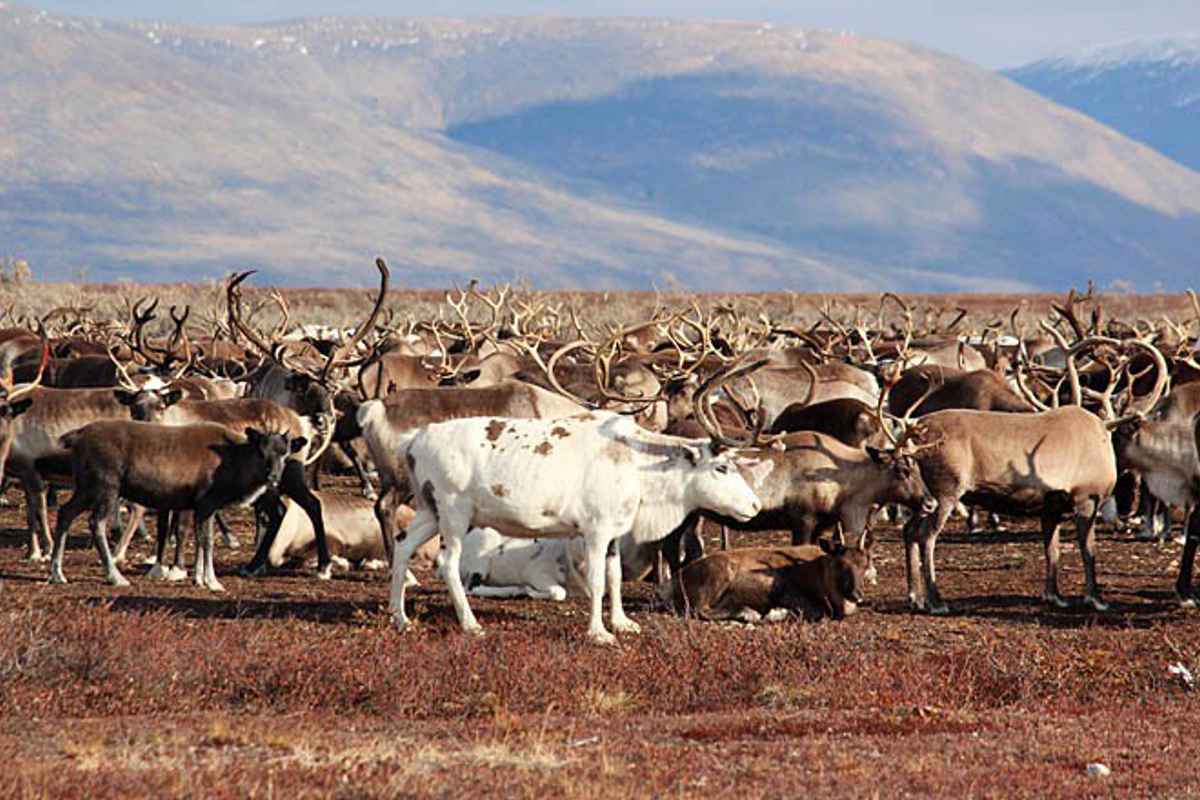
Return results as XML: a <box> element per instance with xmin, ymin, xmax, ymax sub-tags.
<box><xmin>226</xmin><ymin>271</ymin><xmax>276</xmax><ymax>358</ymax></box>
<box><xmin>318</xmin><ymin>258</ymin><xmax>390</xmax><ymax>382</ymax></box>
<box><xmin>1</xmin><ymin>334</ymin><xmax>48</xmax><ymax>404</ymax></box>
<box><xmin>692</xmin><ymin>356</ymin><xmax>772</xmax><ymax>450</ymax></box>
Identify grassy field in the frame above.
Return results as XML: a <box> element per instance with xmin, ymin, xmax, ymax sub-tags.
<box><xmin>4</xmin><ymin>287</ymin><xmax>1200</xmax><ymax>798</ymax></box>
<box><xmin>3</xmin><ymin>472</ymin><xmax>1200</xmax><ymax>798</ymax></box>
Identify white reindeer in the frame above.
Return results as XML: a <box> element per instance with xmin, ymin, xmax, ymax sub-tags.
<box><xmin>446</xmin><ymin>528</ymin><xmax>660</xmax><ymax>602</ymax></box>
<box><xmin>391</xmin><ymin>411</ymin><xmax>762</xmax><ymax>644</ymax></box>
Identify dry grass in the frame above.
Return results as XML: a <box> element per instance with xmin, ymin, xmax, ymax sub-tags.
<box><xmin>5</xmin><ymin>480</ymin><xmax>1200</xmax><ymax>797</ymax></box>
<box><xmin>5</xmin><ymin>281</ymin><xmax>1198</xmax><ymax>342</ymax></box>
<box><xmin>4</xmin><ymin>287</ymin><xmax>1200</xmax><ymax>797</ymax></box>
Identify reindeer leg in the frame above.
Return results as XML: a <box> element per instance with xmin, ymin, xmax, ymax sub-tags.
<box><xmin>197</xmin><ymin>511</ymin><xmax>225</xmax><ymax>593</ymax></box>
<box><xmin>390</xmin><ymin>508</ymin><xmax>439</xmax><ymax>629</ymax></box>
<box><xmin>583</xmin><ymin>531</ymin><xmax>618</xmax><ymax>645</ymax></box>
<box><xmin>1041</xmin><ymin>504</ymin><xmax>1068</xmax><ymax>608</ymax></box>
<box><xmin>791</xmin><ymin>513</ymin><xmax>818</xmax><ymax>546</ymax></box>
<box><xmin>168</xmin><ymin>512</ymin><xmax>188</xmax><ymax>581</ymax></box>
<box><xmin>1177</xmin><ymin>508</ymin><xmax>1200</xmax><ymax>608</ymax></box>
<box><xmin>1076</xmin><ymin>497</ymin><xmax>1106</xmax><ymax>611</ymax></box>
<box><xmin>374</xmin><ymin>474</ymin><xmax>405</xmax><ymax>566</ymax></box>
<box><xmin>435</xmin><ymin>501</ymin><xmax>483</xmax><ymax>636</ymax></box>
<box><xmin>16</xmin><ymin>466</ymin><xmax>50</xmax><ymax>561</ymax></box>
<box><xmin>240</xmin><ymin>489</ymin><xmax>288</xmax><ymax>577</ymax></box>
<box><xmin>147</xmin><ymin>510</ymin><xmax>171</xmax><ymax>578</ymax></box>
<box><xmin>920</xmin><ymin>502</ymin><xmax>953</xmax><ymax>615</ymax></box>
<box><xmin>657</xmin><ymin>514</ymin><xmax>694</xmax><ymax>589</ymax></box>
<box><xmin>608</xmin><ymin>537</ymin><xmax>640</xmax><ymax>635</ymax></box>
<box><xmin>215</xmin><ymin>512</ymin><xmax>237</xmax><ymax>549</ymax></box>
<box><xmin>279</xmin><ymin>459</ymin><xmax>331</xmax><ymax>579</ymax></box>
<box><xmin>902</xmin><ymin>514</ymin><xmax>924</xmax><ymax>609</ymax></box>
<box><xmin>719</xmin><ymin>524</ymin><xmax>730</xmax><ymax>551</ymax></box>
<box><xmin>112</xmin><ymin>503</ymin><xmax>146</xmax><ymax>564</ymax></box>
<box><xmin>340</xmin><ymin>440</ymin><xmax>377</xmax><ymax>500</ymax></box>
<box><xmin>91</xmin><ymin>491</ymin><xmax>128</xmax><ymax>587</ymax></box>
<box><xmin>48</xmin><ymin>489</ymin><xmax>91</xmax><ymax>585</ymax></box>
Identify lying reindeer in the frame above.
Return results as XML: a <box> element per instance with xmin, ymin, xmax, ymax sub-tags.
<box><xmin>447</xmin><ymin>528</ymin><xmax>659</xmax><ymax>602</ymax></box>
<box><xmin>663</xmin><ymin>535</ymin><xmax>875</xmax><ymax>622</ymax></box>
<box><xmin>262</xmin><ymin>493</ymin><xmax>437</xmax><ymax>577</ymax></box>
<box><xmin>48</xmin><ymin>420</ymin><xmax>304</xmax><ymax>590</ymax></box>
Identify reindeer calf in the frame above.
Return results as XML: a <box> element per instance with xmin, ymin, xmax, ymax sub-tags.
<box><xmin>49</xmin><ymin>421</ymin><xmax>304</xmax><ymax>589</ymax></box>
<box><xmin>666</xmin><ymin>536</ymin><xmax>875</xmax><ymax>622</ymax></box>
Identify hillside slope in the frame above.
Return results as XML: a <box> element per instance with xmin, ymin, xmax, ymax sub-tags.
<box><xmin>2</xmin><ymin>7</ymin><xmax>1198</xmax><ymax>289</ymax></box>
<box><xmin>1006</xmin><ymin>37</ymin><xmax>1200</xmax><ymax>173</ymax></box>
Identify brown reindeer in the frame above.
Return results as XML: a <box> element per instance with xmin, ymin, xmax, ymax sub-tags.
<box><xmin>899</xmin><ymin>335</ymin><xmax>1168</xmax><ymax>614</ymax></box>
<box><xmin>49</xmin><ymin>422</ymin><xmax>305</xmax><ymax>589</ymax></box>
<box><xmin>665</xmin><ymin>536</ymin><xmax>876</xmax><ymax>622</ymax></box>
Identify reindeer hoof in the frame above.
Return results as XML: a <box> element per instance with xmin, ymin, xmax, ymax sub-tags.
<box><xmin>1043</xmin><ymin>592</ymin><xmax>1070</xmax><ymax>609</ymax></box>
<box><xmin>316</xmin><ymin>564</ymin><xmax>333</xmax><ymax>581</ymax></box>
<box><xmin>24</xmin><ymin>552</ymin><xmax>46</xmax><ymax>563</ymax></box>
<box><xmin>239</xmin><ymin>564</ymin><xmax>267</xmax><ymax>578</ymax></box>
<box><xmin>613</xmin><ymin>618</ymin><xmax>642</xmax><ymax>635</ymax></box>
<box><xmin>167</xmin><ymin>567</ymin><xmax>188</xmax><ymax>582</ymax></box>
<box><xmin>588</xmin><ymin>629</ymin><xmax>618</xmax><ymax>646</ymax></box>
<box><xmin>462</xmin><ymin>624</ymin><xmax>485</xmax><ymax>638</ymax></box>
<box><xmin>205</xmin><ymin>579</ymin><xmax>227</xmax><ymax>593</ymax></box>
<box><xmin>927</xmin><ymin>602</ymin><xmax>950</xmax><ymax>616</ymax></box>
<box><xmin>1084</xmin><ymin>595</ymin><xmax>1109</xmax><ymax>612</ymax></box>
<box><xmin>1176</xmin><ymin>592</ymin><xmax>1197</xmax><ymax>609</ymax></box>
<box><xmin>107</xmin><ymin>573</ymin><xmax>131</xmax><ymax>588</ymax></box>
<box><xmin>147</xmin><ymin>564</ymin><xmax>168</xmax><ymax>580</ymax></box>
<box><xmin>48</xmin><ymin>571</ymin><xmax>68</xmax><ymax>585</ymax></box>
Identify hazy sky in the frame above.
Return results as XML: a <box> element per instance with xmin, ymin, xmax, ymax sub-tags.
<box><xmin>26</xmin><ymin>1</ymin><xmax>1200</xmax><ymax>67</ymax></box>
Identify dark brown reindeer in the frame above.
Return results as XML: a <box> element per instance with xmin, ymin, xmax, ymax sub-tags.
<box><xmin>49</xmin><ymin>421</ymin><xmax>305</xmax><ymax>589</ymax></box>
<box><xmin>665</xmin><ymin>535</ymin><xmax>876</xmax><ymax>622</ymax></box>
<box><xmin>225</xmin><ymin>259</ymin><xmax>390</xmax><ymax>578</ymax></box>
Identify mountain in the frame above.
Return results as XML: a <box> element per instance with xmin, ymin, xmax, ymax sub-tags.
<box><xmin>2</xmin><ymin>6</ymin><xmax>1200</xmax><ymax>290</ymax></box>
<box><xmin>1006</xmin><ymin>37</ymin><xmax>1200</xmax><ymax>175</ymax></box>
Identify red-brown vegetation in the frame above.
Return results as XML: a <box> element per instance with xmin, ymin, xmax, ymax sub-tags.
<box><xmin>3</xmin><ymin>289</ymin><xmax>1200</xmax><ymax>798</ymax></box>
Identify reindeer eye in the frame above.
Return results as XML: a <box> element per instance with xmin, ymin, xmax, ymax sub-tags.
<box><xmin>715</xmin><ymin>464</ymin><xmax>730</xmax><ymax>475</ymax></box>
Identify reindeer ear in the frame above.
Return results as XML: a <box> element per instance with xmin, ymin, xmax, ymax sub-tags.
<box><xmin>819</xmin><ymin>537</ymin><xmax>836</xmax><ymax>555</ymax></box>
<box><xmin>683</xmin><ymin>445</ymin><xmax>703</xmax><ymax>465</ymax></box>
<box><xmin>162</xmin><ymin>388</ymin><xmax>184</xmax><ymax>407</ymax></box>
<box><xmin>289</xmin><ymin>436</ymin><xmax>308</xmax><ymax>454</ymax></box>
<box><xmin>113</xmin><ymin>389</ymin><xmax>138</xmax><ymax>406</ymax></box>
<box><xmin>865</xmin><ymin>446</ymin><xmax>885</xmax><ymax>465</ymax></box>
<box><xmin>245</xmin><ymin>428</ymin><xmax>265</xmax><ymax>446</ymax></box>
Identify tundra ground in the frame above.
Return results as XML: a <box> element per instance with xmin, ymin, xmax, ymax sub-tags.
<box><xmin>3</xmin><ymin>473</ymin><xmax>1200</xmax><ymax>799</ymax></box>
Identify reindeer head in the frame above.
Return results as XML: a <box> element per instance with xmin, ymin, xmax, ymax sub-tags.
<box><xmin>243</xmin><ymin>428</ymin><xmax>308</xmax><ymax>489</ymax></box>
<box><xmin>0</xmin><ymin>340</ymin><xmax>47</xmax><ymax>479</ymax></box>
<box><xmin>820</xmin><ymin>531</ymin><xmax>876</xmax><ymax>611</ymax></box>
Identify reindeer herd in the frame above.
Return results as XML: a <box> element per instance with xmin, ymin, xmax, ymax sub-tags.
<box><xmin>2</xmin><ymin>270</ymin><xmax>1200</xmax><ymax>643</ymax></box>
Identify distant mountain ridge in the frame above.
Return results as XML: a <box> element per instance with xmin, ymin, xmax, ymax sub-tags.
<box><xmin>2</xmin><ymin>5</ymin><xmax>1199</xmax><ymax>290</ymax></box>
<box><xmin>1006</xmin><ymin>36</ymin><xmax>1200</xmax><ymax>173</ymax></box>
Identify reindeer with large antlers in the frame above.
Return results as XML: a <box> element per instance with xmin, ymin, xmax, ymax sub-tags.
<box><xmin>656</xmin><ymin>357</ymin><xmax>936</xmax><ymax>584</ymax></box>
<box><xmin>225</xmin><ymin>259</ymin><xmax>389</xmax><ymax>579</ymax></box>
<box><xmin>899</xmin><ymin>333</ymin><xmax>1168</xmax><ymax>614</ymax></box>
